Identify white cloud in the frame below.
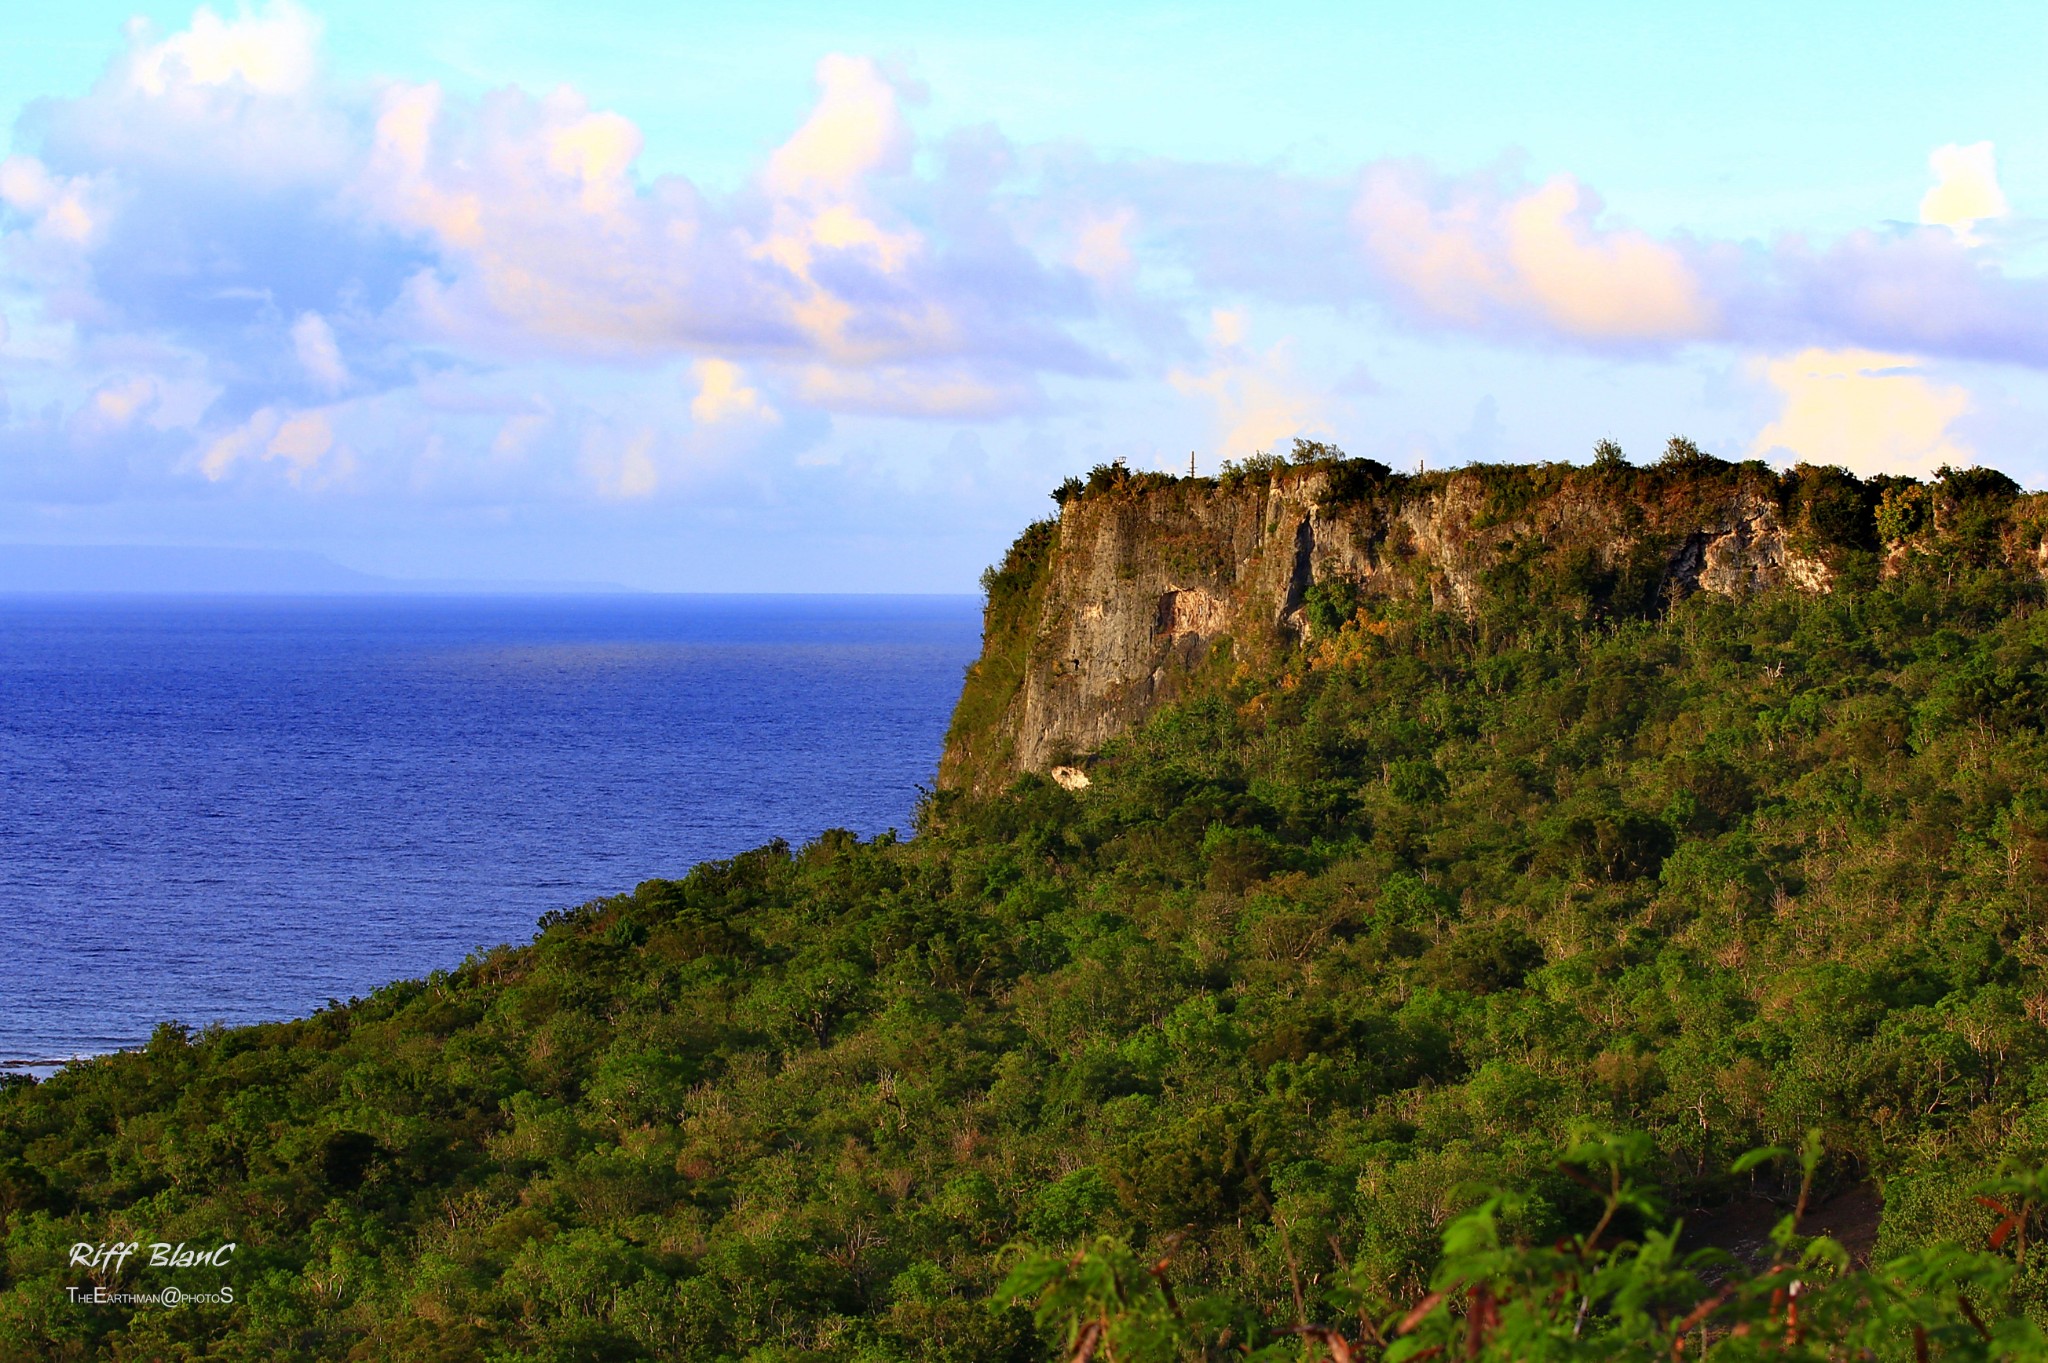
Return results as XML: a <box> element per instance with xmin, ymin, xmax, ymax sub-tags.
<box><xmin>747</xmin><ymin>58</ymin><xmax>948</xmax><ymax>364</ymax></box>
<box><xmin>543</xmin><ymin>105</ymin><xmax>642</xmax><ymax>217</ymax></box>
<box><xmin>1503</xmin><ymin>179</ymin><xmax>1711</xmax><ymax>338</ymax></box>
<box><xmin>268</xmin><ymin>409</ymin><xmax>336</xmax><ymax>471</ymax></box>
<box><xmin>358</xmin><ymin>79</ymin><xmax>768</xmax><ymax>359</ymax></box>
<box><xmin>1071</xmin><ymin>207</ymin><xmax>1137</xmax><ymax>286</ymax></box>
<box><xmin>73</xmin><ymin>368</ymin><xmax>216</xmax><ymax>437</ymax></box>
<box><xmin>198</xmin><ymin>408</ymin><xmax>279</xmax><ymax>480</ymax></box>
<box><xmin>761</xmin><ymin>54</ymin><xmax>909</xmax><ymax>201</ymax></box>
<box><xmin>690</xmin><ymin>359</ymin><xmax>777</xmax><ymax>425</ymax></box>
<box><xmin>291</xmin><ymin>312</ymin><xmax>349</xmax><ymax>391</ymax></box>
<box><xmin>1920</xmin><ymin>142</ymin><xmax>2009</xmax><ymax>239</ymax></box>
<box><xmin>0</xmin><ymin>156</ymin><xmax>103</xmax><ymax>247</ymax></box>
<box><xmin>127</xmin><ymin>1</ymin><xmax>321</xmax><ymax>96</ymax></box>
<box><xmin>43</xmin><ymin>2</ymin><xmax>352</xmax><ymax>192</ymax></box>
<box><xmin>1739</xmin><ymin>227</ymin><xmax>2048</xmax><ymax>367</ymax></box>
<box><xmin>1749</xmin><ymin>348</ymin><xmax>1970</xmax><ymax>476</ymax></box>
<box><xmin>1169</xmin><ymin>310</ymin><xmax>1330</xmax><ymax>459</ymax></box>
<box><xmin>198</xmin><ymin>405</ymin><xmax>348</xmax><ymax>484</ymax></box>
<box><xmin>491</xmin><ymin>410</ymin><xmax>551</xmax><ymax>461</ymax></box>
<box><xmin>351</xmin><ymin>55</ymin><xmax>1052</xmax><ymax>385</ymax></box>
<box><xmin>794</xmin><ymin>363</ymin><xmax>1033</xmax><ymax>418</ymax></box>
<box><xmin>13</xmin><ymin>3</ymin><xmax>2048</xmax><ymax>530</ymax></box>
<box><xmin>1355</xmin><ymin>168</ymin><xmax>1713</xmax><ymax>342</ymax></box>
<box><xmin>580</xmin><ymin>426</ymin><xmax>661</xmax><ymax>499</ymax></box>
<box><xmin>88</xmin><ymin>375</ymin><xmax>159</xmax><ymax>428</ymax></box>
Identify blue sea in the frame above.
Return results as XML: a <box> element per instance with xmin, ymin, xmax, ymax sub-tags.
<box><xmin>0</xmin><ymin>595</ymin><xmax>983</xmax><ymax>1071</ymax></box>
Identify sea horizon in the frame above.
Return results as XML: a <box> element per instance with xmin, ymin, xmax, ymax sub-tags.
<box><xmin>0</xmin><ymin>592</ymin><xmax>983</xmax><ymax>1073</ymax></box>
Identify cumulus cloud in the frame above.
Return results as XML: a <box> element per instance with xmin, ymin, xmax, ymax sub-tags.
<box><xmin>0</xmin><ymin>156</ymin><xmax>103</xmax><ymax>247</ymax></box>
<box><xmin>43</xmin><ymin>2</ymin><xmax>347</xmax><ymax>190</ymax></box>
<box><xmin>198</xmin><ymin>405</ymin><xmax>349</xmax><ymax>484</ymax></box>
<box><xmin>291</xmin><ymin>312</ymin><xmax>349</xmax><ymax>391</ymax></box>
<box><xmin>0</xmin><ymin>8</ymin><xmax>1127</xmax><ymax>510</ymax></box>
<box><xmin>1920</xmin><ymin>142</ymin><xmax>2008</xmax><ymax>239</ymax></box>
<box><xmin>748</xmin><ymin>57</ymin><xmax>936</xmax><ymax>363</ymax></box>
<box><xmin>268</xmin><ymin>408</ymin><xmax>337</xmax><ymax>470</ymax></box>
<box><xmin>761</xmin><ymin>53</ymin><xmax>910</xmax><ymax>201</ymax></box>
<box><xmin>795</xmin><ymin>362</ymin><xmax>1036</xmax><ymax>419</ymax></box>
<box><xmin>490</xmin><ymin>410</ymin><xmax>551</xmax><ymax>461</ymax></box>
<box><xmin>88</xmin><ymin>375</ymin><xmax>159</xmax><ymax>429</ymax></box>
<box><xmin>128</xmin><ymin>2</ymin><xmax>321</xmax><ymax>97</ymax></box>
<box><xmin>8</xmin><ymin>1</ymin><xmax>2048</xmax><ymax>526</ymax></box>
<box><xmin>543</xmin><ymin>108</ymin><xmax>642</xmax><ymax>216</ymax></box>
<box><xmin>1169</xmin><ymin>310</ymin><xmax>1330</xmax><ymax>459</ymax></box>
<box><xmin>1354</xmin><ymin>166</ymin><xmax>1714</xmax><ymax>343</ymax></box>
<box><xmin>1748</xmin><ymin>348</ymin><xmax>1971</xmax><ymax>477</ymax></box>
<box><xmin>195</xmin><ymin>409</ymin><xmax>279</xmax><ymax>480</ymax></box>
<box><xmin>360</xmin><ymin>80</ymin><xmax>730</xmax><ymax>354</ymax></box>
<box><xmin>1070</xmin><ymin>207</ymin><xmax>1137</xmax><ymax>286</ymax></box>
<box><xmin>1085</xmin><ymin>148</ymin><xmax>2048</xmax><ymax>365</ymax></box>
<box><xmin>579</xmin><ymin>426</ymin><xmax>662</xmax><ymax>500</ymax></box>
<box><xmin>690</xmin><ymin>359</ymin><xmax>776</xmax><ymax>425</ymax></box>
<box><xmin>1717</xmin><ymin>227</ymin><xmax>2048</xmax><ymax>367</ymax></box>
<box><xmin>349</xmin><ymin>53</ymin><xmax>1095</xmax><ymax>396</ymax></box>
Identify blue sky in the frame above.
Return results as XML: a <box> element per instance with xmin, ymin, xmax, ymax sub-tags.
<box><xmin>2</xmin><ymin>1</ymin><xmax>2045</xmax><ymax>590</ymax></box>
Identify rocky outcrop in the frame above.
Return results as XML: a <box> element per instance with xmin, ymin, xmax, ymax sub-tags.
<box><xmin>937</xmin><ymin>461</ymin><xmax>2023</xmax><ymax>794</ymax></box>
<box><xmin>1674</xmin><ymin>489</ymin><xmax>1834</xmax><ymax>597</ymax></box>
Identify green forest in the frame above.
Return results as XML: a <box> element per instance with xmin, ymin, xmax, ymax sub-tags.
<box><xmin>11</xmin><ymin>455</ymin><xmax>2048</xmax><ymax>1360</ymax></box>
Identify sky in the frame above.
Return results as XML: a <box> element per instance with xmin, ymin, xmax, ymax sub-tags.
<box><xmin>2</xmin><ymin>2</ymin><xmax>2046</xmax><ymax>591</ymax></box>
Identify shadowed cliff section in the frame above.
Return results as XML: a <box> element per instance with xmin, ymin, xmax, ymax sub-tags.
<box><xmin>940</xmin><ymin>450</ymin><xmax>2043</xmax><ymax>794</ymax></box>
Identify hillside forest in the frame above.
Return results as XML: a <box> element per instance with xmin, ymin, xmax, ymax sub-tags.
<box><xmin>9</xmin><ymin>450</ymin><xmax>2048</xmax><ymax>1359</ymax></box>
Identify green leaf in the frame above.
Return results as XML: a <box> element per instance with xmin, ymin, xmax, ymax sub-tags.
<box><xmin>1731</xmin><ymin>1145</ymin><xmax>1789</xmax><ymax>1174</ymax></box>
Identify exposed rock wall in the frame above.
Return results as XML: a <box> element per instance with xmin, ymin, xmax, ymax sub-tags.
<box><xmin>936</xmin><ymin>462</ymin><xmax>2031</xmax><ymax>794</ymax></box>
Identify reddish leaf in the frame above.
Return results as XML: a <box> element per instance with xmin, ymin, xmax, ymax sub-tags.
<box><xmin>1674</xmin><ymin>1288</ymin><xmax>1732</xmax><ymax>1335</ymax></box>
<box><xmin>1288</xmin><ymin>1326</ymin><xmax>1357</xmax><ymax>1363</ymax></box>
<box><xmin>1397</xmin><ymin>1291</ymin><xmax>1445</xmax><ymax>1336</ymax></box>
<box><xmin>1465</xmin><ymin>1285</ymin><xmax>1497</xmax><ymax>1359</ymax></box>
<box><xmin>1556</xmin><ymin>1164</ymin><xmax>1607</xmax><ymax>1195</ymax></box>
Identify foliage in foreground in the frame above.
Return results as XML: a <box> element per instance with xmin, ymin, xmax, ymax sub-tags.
<box><xmin>1006</xmin><ymin>1135</ymin><xmax>2048</xmax><ymax>1361</ymax></box>
<box><xmin>6</xmin><ymin>463</ymin><xmax>2048</xmax><ymax>1359</ymax></box>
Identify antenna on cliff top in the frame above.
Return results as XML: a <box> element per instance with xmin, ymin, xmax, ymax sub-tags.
<box><xmin>1187</xmin><ymin>451</ymin><xmax>1196</xmax><ymax>479</ymax></box>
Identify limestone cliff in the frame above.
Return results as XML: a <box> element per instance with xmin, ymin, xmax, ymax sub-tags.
<box><xmin>937</xmin><ymin>458</ymin><xmax>2041</xmax><ymax>795</ymax></box>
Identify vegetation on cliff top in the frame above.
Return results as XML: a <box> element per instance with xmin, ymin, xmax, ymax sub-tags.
<box><xmin>7</xmin><ymin>457</ymin><xmax>2048</xmax><ymax>1359</ymax></box>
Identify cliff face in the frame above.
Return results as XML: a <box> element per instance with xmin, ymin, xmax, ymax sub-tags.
<box><xmin>937</xmin><ymin>459</ymin><xmax>2038</xmax><ymax>794</ymax></box>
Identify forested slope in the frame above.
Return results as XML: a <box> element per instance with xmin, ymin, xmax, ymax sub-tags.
<box><xmin>9</xmin><ymin>455</ymin><xmax>2048</xmax><ymax>1360</ymax></box>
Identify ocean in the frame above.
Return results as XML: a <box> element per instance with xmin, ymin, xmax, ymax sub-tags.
<box><xmin>0</xmin><ymin>594</ymin><xmax>983</xmax><ymax>1071</ymax></box>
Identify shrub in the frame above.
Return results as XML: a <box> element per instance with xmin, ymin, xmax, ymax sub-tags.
<box><xmin>1302</xmin><ymin>578</ymin><xmax>1360</xmax><ymax>638</ymax></box>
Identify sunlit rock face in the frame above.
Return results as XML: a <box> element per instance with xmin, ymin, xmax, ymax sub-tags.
<box><xmin>1670</xmin><ymin>489</ymin><xmax>1834</xmax><ymax>598</ymax></box>
<box><xmin>939</xmin><ymin>461</ymin><xmax>2030</xmax><ymax>794</ymax></box>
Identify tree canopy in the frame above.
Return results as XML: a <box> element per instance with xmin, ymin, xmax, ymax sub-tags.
<box><xmin>10</xmin><ymin>464</ymin><xmax>2048</xmax><ymax>1359</ymax></box>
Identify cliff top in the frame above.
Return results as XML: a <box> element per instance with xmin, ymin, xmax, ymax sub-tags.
<box><xmin>940</xmin><ymin>441</ymin><xmax>2043</xmax><ymax>793</ymax></box>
